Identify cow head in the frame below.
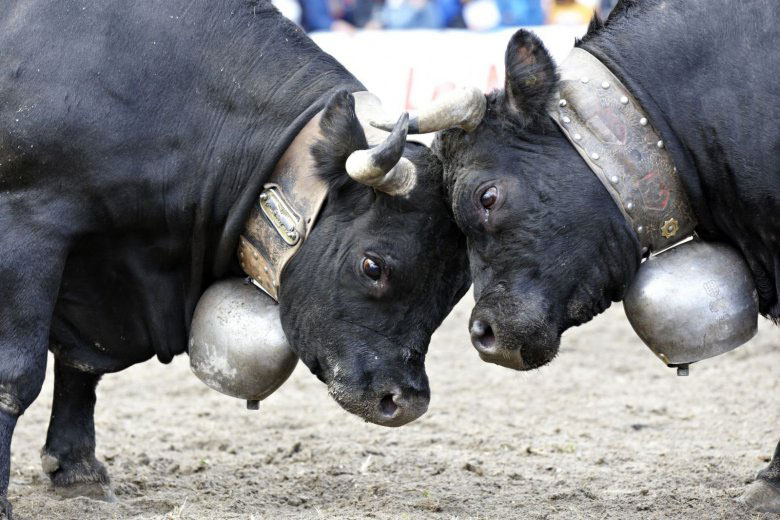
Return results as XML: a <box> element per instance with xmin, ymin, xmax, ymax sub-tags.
<box><xmin>388</xmin><ymin>30</ymin><xmax>640</xmax><ymax>371</ymax></box>
<box><xmin>279</xmin><ymin>90</ymin><xmax>470</xmax><ymax>425</ymax></box>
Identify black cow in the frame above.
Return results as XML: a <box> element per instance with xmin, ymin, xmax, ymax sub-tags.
<box><xmin>396</xmin><ymin>0</ymin><xmax>779</xmax><ymax>512</ymax></box>
<box><xmin>0</xmin><ymin>0</ymin><xmax>469</xmax><ymax>515</ymax></box>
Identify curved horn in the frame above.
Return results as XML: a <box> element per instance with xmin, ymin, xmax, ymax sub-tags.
<box><xmin>371</xmin><ymin>87</ymin><xmax>486</xmax><ymax>134</ymax></box>
<box><xmin>345</xmin><ymin>112</ymin><xmax>417</xmax><ymax>197</ymax></box>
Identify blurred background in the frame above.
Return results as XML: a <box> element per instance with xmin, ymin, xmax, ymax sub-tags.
<box><xmin>275</xmin><ymin>0</ymin><xmax>617</xmax><ymax>33</ymax></box>
<box><xmin>271</xmin><ymin>0</ymin><xmax>620</xmax><ymax>118</ymax></box>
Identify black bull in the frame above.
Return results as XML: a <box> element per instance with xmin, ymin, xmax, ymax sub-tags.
<box><xmin>0</xmin><ymin>0</ymin><xmax>469</xmax><ymax>515</ymax></box>
<box><xmin>413</xmin><ymin>0</ymin><xmax>778</xmax><ymax>512</ymax></box>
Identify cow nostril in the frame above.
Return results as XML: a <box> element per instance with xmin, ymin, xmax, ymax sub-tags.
<box><xmin>470</xmin><ymin>320</ymin><xmax>496</xmax><ymax>349</ymax></box>
<box><xmin>379</xmin><ymin>393</ymin><xmax>398</xmax><ymax>418</ymax></box>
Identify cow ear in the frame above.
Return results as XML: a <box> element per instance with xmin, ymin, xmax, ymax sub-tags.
<box><xmin>503</xmin><ymin>29</ymin><xmax>558</xmax><ymax>123</ymax></box>
<box><xmin>311</xmin><ymin>90</ymin><xmax>369</xmax><ymax>190</ymax></box>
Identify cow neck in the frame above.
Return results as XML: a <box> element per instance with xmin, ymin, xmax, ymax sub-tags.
<box><xmin>548</xmin><ymin>48</ymin><xmax>697</xmax><ymax>256</ymax></box>
<box><xmin>237</xmin><ymin>91</ymin><xmax>391</xmax><ymax>301</ymax></box>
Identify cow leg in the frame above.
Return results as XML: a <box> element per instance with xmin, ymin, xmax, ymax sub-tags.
<box><xmin>0</xmin><ymin>413</ymin><xmax>18</xmax><ymax>520</ymax></box>
<box><xmin>0</xmin><ymin>220</ymin><xmax>71</xmax><ymax>519</ymax></box>
<box><xmin>741</xmin><ymin>438</ymin><xmax>780</xmax><ymax>513</ymax></box>
<box><xmin>41</xmin><ymin>360</ymin><xmax>114</xmax><ymax>501</ymax></box>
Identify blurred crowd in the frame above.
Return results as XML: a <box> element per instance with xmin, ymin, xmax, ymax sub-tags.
<box><xmin>273</xmin><ymin>0</ymin><xmax>618</xmax><ymax>32</ymax></box>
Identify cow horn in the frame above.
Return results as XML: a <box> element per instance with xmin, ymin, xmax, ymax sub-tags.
<box><xmin>345</xmin><ymin>112</ymin><xmax>417</xmax><ymax>196</ymax></box>
<box><xmin>371</xmin><ymin>87</ymin><xmax>486</xmax><ymax>134</ymax></box>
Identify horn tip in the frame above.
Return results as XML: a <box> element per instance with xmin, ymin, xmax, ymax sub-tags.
<box><xmin>369</xmin><ymin>120</ymin><xmax>396</xmax><ymax>132</ymax></box>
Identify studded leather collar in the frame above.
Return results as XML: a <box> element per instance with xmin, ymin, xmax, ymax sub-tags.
<box><xmin>548</xmin><ymin>48</ymin><xmax>697</xmax><ymax>255</ymax></box>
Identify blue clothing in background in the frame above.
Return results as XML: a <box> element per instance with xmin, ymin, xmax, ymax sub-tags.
<box><xmin>497</xmin><ymin>0</ymin><xmax>544</xmax><ymax>26</ymax></box>
<box><xmin>300</xmin><ymin>0</ymin><xmax>333</xmax><ymax>31</ymax></box>
<box><xmin>381</xmin><ymin>0</ymin><xmax>446</xmax><ymax>29</ymax></box>
<box><xmin>438</xmin><ymin>0</ymin><xmax>463</xmax><ymax>27</ymax></box>
<box><xmin>301</xmin><ymin>0</ymin><xmax>380</xmax><ymax>31</ymax></box>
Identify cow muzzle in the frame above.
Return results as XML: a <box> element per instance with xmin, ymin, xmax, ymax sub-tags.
<box><xmin>469</xmin><ymin>296</ymin><xmax>559</xmax><ymax>371</ymax></box>
<box><xmin>470</xmin><ymin>319</ymin><xmax>527</xmax><ymax>370</ymax></box>
<box><xmin>328</xmin><ymin>377</ymin><xmax>430</xmax><ymax>427</ymax></box>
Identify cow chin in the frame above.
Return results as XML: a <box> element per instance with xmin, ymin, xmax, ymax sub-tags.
<box><xmin>469</xmin><ymin>294</ymin><xmax>560</xmax><ymax>371</ymax></box>
<box><xmin>327</xmin><ymin>376</ymin><xmax>430</xmax><ymax>427</ymax></box>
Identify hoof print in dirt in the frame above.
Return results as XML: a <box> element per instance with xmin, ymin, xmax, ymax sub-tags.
<box><xmin>41</xmin><ymin>452</ymin><xmax>116</xmax><ymax>502</ymax></box>
<box><xmin>740</xmin><ymin>479</ymin><xmax>780</xmax><ymax>513</ymax></box>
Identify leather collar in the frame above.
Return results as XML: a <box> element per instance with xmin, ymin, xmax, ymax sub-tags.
<box><xmin>237</xmin><ymin>91</ymin><xmax>393</xmax><ymax>300</ymax></box>
<box><xmin>549</xmin><ymin>48</ymin><xmax>697</xmax><ymax>255</ymax></box>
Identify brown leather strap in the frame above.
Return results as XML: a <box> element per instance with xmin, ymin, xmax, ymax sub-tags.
<box><xmin>238</xmin><ymin>111</ymin><xmax>329</xmax><ymax>301</ymax></box>
<box><xmin>237</xmin><ymin>92</ymin><xmax>394</xmax><ymax>301</ymax></box>
<box><xmin>549</xmin><ymin>48</ymin><xmax>697</xmax><ymax>254</ymax></box>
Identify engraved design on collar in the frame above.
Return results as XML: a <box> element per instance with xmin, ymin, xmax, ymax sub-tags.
<box><xmin>548</xmin><ymin>48</ymin><xmax>697</xmax><ymax>255</ymax></box>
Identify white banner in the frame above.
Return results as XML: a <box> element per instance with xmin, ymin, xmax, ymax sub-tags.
<box><xmin>311</xmin><ymin>26</ymin><xmax>587</xmax><ymax>115</ymax></box>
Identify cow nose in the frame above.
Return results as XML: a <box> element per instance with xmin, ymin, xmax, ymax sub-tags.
<box><xmin>377</xmin><ymin>387</ymin><xmax>428</xmax><ymax>427</ymax></box>
<box><xmin>379</xmin><ymin>393</ymin><xmax>399</xmax><ymax>417</ymax></box>
<box><xmin>470</xmin><ymin>317</ymin><xmax>526</xmax><ymax>370</ymax></box>
<box><xmin>470</xmin><ymin>319</ymin><xmax>497</xmax><ymax>352</ymax></box>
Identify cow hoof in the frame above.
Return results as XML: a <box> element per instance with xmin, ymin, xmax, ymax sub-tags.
<box><xmin>41</xmin><ymin>450</ymin><xmax>116</xmax><ymax>502</ymax></box>
<box><xmin>740</xmin><ymin>479</ymin><xmax>780</xmax><ymax>513</ymax></box>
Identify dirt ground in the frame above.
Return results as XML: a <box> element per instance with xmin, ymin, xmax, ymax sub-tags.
<box><xmin>7</xmin><ymin>294</ymin><xmax>779</xmax><ymax>519</ymax></box>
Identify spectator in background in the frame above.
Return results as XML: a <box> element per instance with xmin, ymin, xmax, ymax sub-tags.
<box><xmin>299</xmin><ymin>0</ymin><xmax>382</xmax><ymax>32</ymax></box>
<box><xmin>294</xmin><ymin>0</ymin><xmax>604</xmax><ymax>31</ymax></box>
<box><xmin>380</xmin><ymin>0</ymin><xmax>459</xmax><ymax>29</ymax></box>
<box><xmin>497</xmin><ymin>0</ymin><xmax>544</xmax><ymax>26</ymax></box>
<box><xmin>546</xmin><ymin>0</ymin><xmax>595</xmax><ymax>25</ymax></box>
<box><xmin>462</xmin><ymin>0</ymin><xmax>544</xmax><ymax>30</ymax></box>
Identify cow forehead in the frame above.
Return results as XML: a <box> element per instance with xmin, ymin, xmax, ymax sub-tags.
<box><xmin>400</xmin><ymin>146</ymin><xmax>446</xmax><ymax>195</ymax></box>
<box><xmin>355</xmin><ymin>200</ymin><xmax>454</xmax><ymax>260</ymax></box>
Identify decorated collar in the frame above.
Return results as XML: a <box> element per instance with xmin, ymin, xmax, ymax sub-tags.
<box><xmin>237</xmin><ymin>108</ymin><xmax>329</xmax><ymax>301</ymax></box>
<box><xmin>237</xmin><ymin>92</ymin><xmax>394</xmax><ymax>301</ymax></box>
<box><xmin>548</xmin><ymin>48</ymin><xmax>697</xmax><ymax>255</ymax></box>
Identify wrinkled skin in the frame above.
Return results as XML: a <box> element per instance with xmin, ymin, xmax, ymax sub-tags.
<box><xmin>281</xmin><ymin>91</ymin><xmax>471</xmax><ymax>426</ymax></box>
<box><xmin>435</xmin><ymin>0</ymin><xmax>779</xmax><ymax>511</ymax></box>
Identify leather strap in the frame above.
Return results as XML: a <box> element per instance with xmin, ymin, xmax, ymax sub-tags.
<box><xmin>549</xmin><ymin>48</ymin><xmax>697</xmax><ymax>254</ymax></box>
<box><xmin>238</xmin><ymin>110</ymin><xmax>329</xmax><ymax>301</ymax></box>
<box><xmin>237</xmin><ymin>91</ymin><xmax>392</xmax><ymax>300</ymax></box>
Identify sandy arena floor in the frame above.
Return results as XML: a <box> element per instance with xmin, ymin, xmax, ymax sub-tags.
<box><xmin>7</xmin><ymin>294</ymin><xmax>779</xmax><ymax>519</ymax></box>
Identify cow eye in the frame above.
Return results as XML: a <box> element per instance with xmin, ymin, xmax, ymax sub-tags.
<box><xmin>362</xmin><ymin>256</ymin><xmax>382</xmax><ymax>280</ymax></box>
<box><xmin>480</xmin><ymin>186</ymin><xmax>498</xmax><ymax>209</ymax></box>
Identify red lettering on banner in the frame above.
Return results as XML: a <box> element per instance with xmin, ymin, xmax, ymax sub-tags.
<box><xmin>486</xmin><ymin>64</ymin><xmax>499</xmax><ymax>92</ymax></box>
<box><xmin>404</xmin><ymin>65</ymin><xmax>503</xmax><ymax>110</ymax></box>
<box><xmin>404</xmin><ymin>68</ymin><xmax>415</xmax><ymax>111</ymax></box>
<box><xmin>432</xmin><ymin>82</ymin><xmax>456</xmax><ymax>100</ymax></box>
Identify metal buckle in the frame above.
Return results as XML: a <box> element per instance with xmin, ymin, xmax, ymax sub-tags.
<box><xmin>258</xmin><ymin>186</ymin><xmax>303</xmax><ymax>246</ymax></box>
